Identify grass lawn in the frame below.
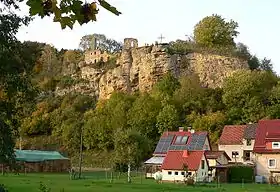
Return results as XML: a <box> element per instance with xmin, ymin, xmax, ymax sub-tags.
<box><xmin>0</xmin><ymin>172</ymin><xmax>279</xmax><ymax>192</ymax></box>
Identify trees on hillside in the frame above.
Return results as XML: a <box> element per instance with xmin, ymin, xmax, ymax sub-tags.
<box><xmin>0</xmin><ymin>2</ymin><xmax>35</xmax><ymax>165</ymax></box>
<box><xmin>79</xmin><ymin>34</ymin><xmax>123</xmax><ymax>53</ymax></box>
<box><xmin>194</xmin><ymin>14</ymin><xmax>239</xmax><ymax>48</ymax></box>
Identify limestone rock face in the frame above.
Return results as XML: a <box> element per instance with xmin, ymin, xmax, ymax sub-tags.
<box><xmin>56</xmin><ymin>42</ymin><xmax>249</xmax><ymax>100</ymax></box>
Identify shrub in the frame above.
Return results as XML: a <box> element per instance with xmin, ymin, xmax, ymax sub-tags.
<box><xmin>228</xmin><ymin>166</ymin><xmax>254</xmax><ymax>183</ymax></box>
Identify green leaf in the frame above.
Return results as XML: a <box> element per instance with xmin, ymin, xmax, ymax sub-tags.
<box><xmin>60</xmin><ymin>16</ymin><xmax>74</xmax><ymax>29</ymax></box>
<box><xmin>98</xmin><ymin>0</ymin><xmax>121</xmax><ymax>16</ymax></box>
<box><xmin>27</xmin><ymin>0</ymin><xmax>44</xmax><ymax>16</ymax></box>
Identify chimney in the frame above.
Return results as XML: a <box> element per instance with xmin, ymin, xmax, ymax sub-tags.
<box><xmin>187</xmin><ymin>126</ymin><xmax>192</xmax><ymax>132</ymax></box>
<box><xmin>179</xmin><ymin>127</ymin><xmax>184</xmax><ymax>132</ymax></box>
<box><xmin>182</xmin><ymin>150</ymin><xmax>189</xmax><ymax>158</ymax></box>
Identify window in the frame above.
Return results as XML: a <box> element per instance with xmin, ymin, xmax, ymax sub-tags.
<box><xmin>246</xmin><ymin>139</ymin><xmax>252</xmax><ymax>146</ymax></box>
<box><xmin>272</xmin><ymin>142</ymin><xmax>280</xmax><ymax>149</ymax></box>
<box><xmin>188</xmin><ymin>172</ymin><xmax>192</xmax><ymax>176</ymax></box>
<box><xmin>201</xmin><ymin>160</ymin><xmax>205</xmax><ymax>169</ymax></box>
<box><xmin>174</xmin><ymin>136</ymin><xmax>182</xmax><ymax>144</ymax></box>
<box><xmin>181</xmin><ymin>172</ymin><xmax>185</xmax><ymax>176</ymax></box>
<box><xmin>232</xmin><ymin>151</ymin><xmax>239</xmax><ymax>158</ymax></box>
<box><xmin>174</xmin><ymin>136</ymin><xmax>188</xmax><ymax>145</ymax></box>
<box><xmin>168</xmin><ymin>171</ymin><xmax>172</xmax><ymax>175</ymax></box>
<box><xmin>268</xmin><ymin>159</ymin><xmax>276</xmax><ymax>168</ymax></box>
<box><xmin>174</xmin><ymin>171</ymin><xmax>178</xmax><ymax>175</ymax></box>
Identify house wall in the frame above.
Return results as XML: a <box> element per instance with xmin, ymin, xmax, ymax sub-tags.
<box><xmin>219</xmin><ymin>140</ymin><xmax>255</xmax><ymax>163</ymax></box>
<box><xmin>218</xmin><ymin>145</ymin><xmax>244</xmax><ymax>163</ymax></box>
<box><xmin>255</xmin><ymin>153</ymin><xmax>280</xmax><ymax>182</ymax></box>
<box><xmin>162</xmin><ymin>155</ymin><xmax>209</xmax><ymax>182</ymax></box>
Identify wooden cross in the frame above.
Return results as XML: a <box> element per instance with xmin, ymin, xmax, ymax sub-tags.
<box><xmin>158</xmin><ymin>34</ymin><xmax>165</xmax><ymax>43</ymax></box>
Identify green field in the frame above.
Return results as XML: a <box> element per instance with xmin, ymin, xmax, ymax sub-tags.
<box><xmin>0</xmin><ymin>172</ymin><xmax>279</xmax><ymax>192</ymax></box>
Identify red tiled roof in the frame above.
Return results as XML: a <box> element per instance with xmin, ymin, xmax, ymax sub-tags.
<box><xmin>205</xmin><ymin>151</ymin><xmax>231</xmax><ymax>160</ymax></box>
<box><xmin>161</xmin><ymin>150</ymin><xmax>205</xmax><ymax>171</ymax></box>
<box><xmin>254</xmin><ymin>119</ymin><xmax>280</xmax><ymax>153</ymax></box>
<box><xmin>218</xmin><ymin>125</ymin><xmax>247</xmax><ymax>145</ymax></box>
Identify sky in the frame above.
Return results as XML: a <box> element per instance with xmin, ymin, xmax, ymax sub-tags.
<box><xmin>16</xmin><ymin>0</ymin><xmax>280</xmax><ymax>73</ymax></box>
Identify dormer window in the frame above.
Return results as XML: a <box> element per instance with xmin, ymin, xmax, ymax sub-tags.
<box><xmin>272</xmin><ymin>142</ymin><xmax>280</xmax><ymax>149</ymax></box>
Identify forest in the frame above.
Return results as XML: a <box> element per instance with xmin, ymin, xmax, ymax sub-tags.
<box><xmin>1</xmin><ymin>8</ymin><xmax>279</xmax><ymax>169</ymax></box>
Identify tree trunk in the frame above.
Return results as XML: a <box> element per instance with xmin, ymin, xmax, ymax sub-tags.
<box><xmin>127</xmin><ymin>163</ymin><xmax>131</xmax><ymax>183</ymax></box>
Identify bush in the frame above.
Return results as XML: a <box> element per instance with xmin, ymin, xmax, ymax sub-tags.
<box><xmin>228</xmin><ymin>166</ymin><xmax>254</xmax><ymax>183</ymax></box>
<box><xmin>0</xmin><ymin>184</ymin><xmax>8</xmax><ymax>192</ymax></box>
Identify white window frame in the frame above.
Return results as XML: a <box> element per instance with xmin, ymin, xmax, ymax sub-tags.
<box><xmin>272</xmin><ymin>142</ymin><xmax>280</xmax><ymax>149</ymax></box>
<box><xmin>268</xmin><ymin>159</ymin><xmax>276</xmax><ymax>169</ymax></box>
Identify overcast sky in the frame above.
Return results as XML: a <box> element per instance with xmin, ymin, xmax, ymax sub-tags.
<box><xmin>16</xmin><ymin>0</ymin><xmax>280</xmax><ymax>74</ymax></box>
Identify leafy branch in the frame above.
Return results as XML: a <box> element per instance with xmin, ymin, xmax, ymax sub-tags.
<box><xmin>26</xmin><ymin>0</ymin><xmax>121</xmax><ymax>29</ymax></box>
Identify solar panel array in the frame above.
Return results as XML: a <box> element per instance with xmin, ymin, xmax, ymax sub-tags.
<box><xmin>154</xmin><ymin>135</ymin><xmax>174</xmax><ymax>154</ymax></box>
<box><xmin>168</xmin><ymin>145</ymin><xmax>188</xmax><ymax>150</ymax></box>
<box><xmin>187</xmin><ymin>133</ymin><xmax>207</xmax><ymax>150</ymax></box>
<box><xmin>154</xmin><ymin>132</ymin><xmax>207</xmax><ymax>154</ymax></box>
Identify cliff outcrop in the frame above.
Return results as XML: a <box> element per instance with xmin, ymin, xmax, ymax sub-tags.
<box><xmin>56</xmin><ymin>38</ymin><xmax>249</xmax><ymax>100</ymax></box>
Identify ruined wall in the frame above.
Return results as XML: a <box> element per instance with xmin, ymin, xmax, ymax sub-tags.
<box><xmin>57</xmin><ymin>39</ymin><xmax>249</xmax><ymax>100</ymax></box>
<box><xmin>84</xmin><ymin>49</ymin><xmax>111</xmax><ymax>64</ymax></box>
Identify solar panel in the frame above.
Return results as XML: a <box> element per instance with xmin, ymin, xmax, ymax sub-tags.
<box><xmin>154</xmin><ymin>135</ymin><xmax>174</xmax><ymax>153</ymax></box>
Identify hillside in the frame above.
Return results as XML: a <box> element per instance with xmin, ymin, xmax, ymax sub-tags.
<box><xmin>55</xmin><ymin>38</ymin><xmax>248</xmax><ymax>100</ymax></box>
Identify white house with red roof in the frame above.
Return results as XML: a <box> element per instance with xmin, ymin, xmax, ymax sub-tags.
<box><xmin>144</xmin><ymin>127</ymin><xmax>211</xmax><ymax>178</ymax></box>
<box><xmin>218</xmin><ymin>124</ymin><xmax>257</xmax><ymax>163</ymax></box>
<box><xmin>253</xmin><ymin>119</ymin><xmax>280</xmax><ymax>182</ymax></box>
<box><xmin>161</xmin><ymin>150</ymin><xmax>209</xmax><ymax>182</ymax></box>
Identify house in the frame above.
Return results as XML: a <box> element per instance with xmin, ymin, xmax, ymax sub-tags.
<box><xmin>161</xmin><ymin>150</ymin><xmax>209</xmax><ymax>182</ymax></box>
<box><xmin>144</xmin><ymin>127</ymin><xmax>211</xmax><ymax>178</ymax></box>
<box><xmin>253</xmin><ymin>119</ymin><xmax>280</xmax><ymax>182</ymax></box>
<box><xmin>205</xmin><ymin>151</ymin><xmax>231</xmax><ymax>179</ymax></box>
<box><xmin>1</xmin><ymin>150</ymin><xmax>70</xmax><ymax>173</ymax></box>
<box><xmin>218</xmin><ymin>124</ymin><xmax>257</xmax><ymax>163</ymax></box>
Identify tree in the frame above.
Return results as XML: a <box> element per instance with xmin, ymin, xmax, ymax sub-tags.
<box><xmin>21</xmin><ymin>0</ymin><xmax>121</xmax><ymax>29</ymax></box>
<box><xmin>156</xmin><ymin>104</ymin><xmax>180</xmax><ymax>134</ymax></box>
<box><xmin>127</xmin><ymin>93</ymin><xmax>161</xmax><ymax>141</ymax></box>
<box><xmin>151</xmin><ymin>72</ymin><xmax>180</xmax><ymax>101</ymax></box>
<box><xmin>194</xmin><ymin>14</ymin><xmax>239</xmax><ymax>48</ymax></box>
<box><xmin>0</xmin><ymin>2</ymin><xmax>35</xmax><ymax>166</ymax></box>
<box><xmin>79</xmin><ymin>33</ymin><xmax>123</xmax><ymax>53</ymax></box>
<box><xmin>186</xmin><ymin>111</ymin><xmax>226</xmax><ymax>144</ymax></box>
<box><xmin>222</xmin><ymin>70</ymin><xmax>277</xmax><ymax>124</ymax></box>
<box><xmin>260</xmin><ymin>57</ymin><xmax>273</xmax><ymax>72</ymax></box>
<box><xmin>113</xmin><ymin>128</ymin><xmax>150</xmax><ymax>183</ymax></box>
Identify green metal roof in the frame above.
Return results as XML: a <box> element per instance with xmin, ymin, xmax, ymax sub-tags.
<box><xmin>15</xmin><ymin>150</ymin><xmax>69</xmax><ymax>162</ymax></box>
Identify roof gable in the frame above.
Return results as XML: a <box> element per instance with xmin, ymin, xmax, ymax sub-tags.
<box><xmin>153</xmin><ymin>131</ymin><xmax>208</xmax><ymax>155</ymax></box>
<box><xmin>161</xmin><ymin>150</ymin><xmax>205</xmax><ymax>171</ymax></box>
<box><xmin>218</xmin><ymin>125</ymin><xmax>247</xmax><ymax>145</ymax></box>
<box><xmin>205</xmin><ymin>151</ymin><xmax>231</xmax><ymax>160</ymax></box>
<box><xmin>254</xmin><ymin>119</ymin><xmax>280</xmax><ymax>153</ymax></box>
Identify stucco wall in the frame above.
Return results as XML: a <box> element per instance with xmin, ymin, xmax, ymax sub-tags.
<box><xmin>255</xmin><ymin>153</ymin><xmax>280</xmax><ymax>182</ymax></box>
<box><xmin>219</xmin><ymin>140</ymin><xmax>255</xmax><ymax>163</ymax></box>
<box><xmin>218</xmin><ymin>145</ymin><xmax>244</xmax><ymax>163</ymax></box>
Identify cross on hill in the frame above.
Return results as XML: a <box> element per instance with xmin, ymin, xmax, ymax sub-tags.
<box><xmin>158</xmin><ymin>34</ymin><xmax>165</xmax><ymax>43</ymax></box>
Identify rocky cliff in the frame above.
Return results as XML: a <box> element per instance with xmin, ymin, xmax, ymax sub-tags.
<box><xmin>56</xmin><ymin>38</ymin><xmax>249</xmax><ymax>100</ymax></box>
